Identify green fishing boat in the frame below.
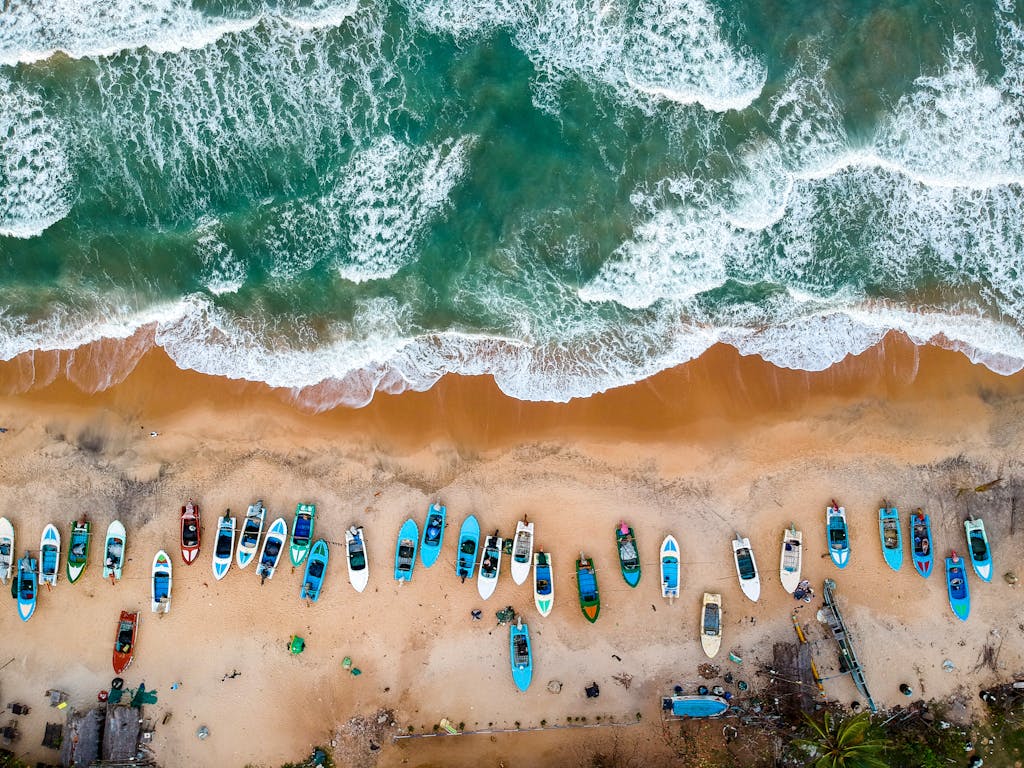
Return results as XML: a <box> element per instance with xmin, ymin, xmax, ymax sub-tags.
<box><xmin>616</xmin><ymin>521</ymin><xmax>641</xmax><ymax>587</ymax></box>
<box><xmin>67</xmin><ymin>517</ymin><xmax>91</xmax><ymax>583</ymax></box>
<box><xmin>289</xmin><ymin>504</ymin><xmax>316</xmax><ymax>567</ymax></box>
<box><xmin>576</xmin><ymin>553</ymin><xmax>600</xmax><ymax>623</ymax></box>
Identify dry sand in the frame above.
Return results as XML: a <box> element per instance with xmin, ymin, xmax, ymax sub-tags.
<box><xmin>1</xmin><ymin>331</ymin><xmax>1023</xmax><ymax>767</ymax></box>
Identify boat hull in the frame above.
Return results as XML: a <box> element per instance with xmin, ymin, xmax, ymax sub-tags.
<box><xmin>112</xmin><ymin>610</ymin><xmax>139</xmax><ymax>674</ymax></box>
<box><xmin>456</xmin><ymin>515</ymin><xmax>480</xmax><ymax>582</ymax></box>
<box><xmin>0</xmin><ymin>517</ymin><xmax>13</xmax><ymax>584</ymax></box>
<box><xmin>509</xmin><ymin>620</ymin><xmax>533</xmax><ymax>692</ymax></box>
<box><xmin>257</xmin><ymin>518</ymin><xmax>288</xmax><ymax>581</ymax></box>
<box><xmin>964</xmin><ymin>519</ymin><xmax>993</xmax><ymax>582</ymax></box>
<box><xmin>533</xmin><ymin>551</ymin><xmax>553</xmax><ymax>617</ymax></box>
<box><xmin>345</xmin><ymin>526</ymin><xmax>369</xmax><ymax>592</ymax></box>
<box><xmin>39</xmin><ymin>524</ymin><xmax>60</xmax><ymax>587</ymax></box>
<box><xmin>102</xmin><ymin>520</ymin><xmax>126</xmax><ymax>581</ymax></box>
<box><xmin>420</xmin><ymin>504</ymin><xmax>446</xmax><ymax>569</ymax></box>
<box><xmin>666</xmin><ymin>695</ymin><xmax>729</xmax><ymax>718</ymax></box>
<box><xmin>237</xmin><ymin>502</ymin><xmax>265</xmax><ymax>570</ymax></box>
<box><xmin>945</xmin><ymin>556</ymin><xmax>971</xmax><ymax>621</ymax></box>
<box><xmin>180</xmin><ymin>502</ymin><xmax>200</xmax><ymax>565</ymax></box>
<box><xmin>576</xmin><ymin>556</ymin><xmax>600</xmax><ymax>623</ymax></box>
<box><xmin>826</xmin><ymin>507</ymin><xmax>850</xmax><ymax>569</ymax></box>
<box><xmin>616</xmin><ymin>524</ymin><xmax>641</xmax><ymax>588</ymax></box>
<box><xmin>67</xmin><ymin>519</ymin><xmax>91</xmax><ymax>583</ymax></box>
<box><xmin>212</xmin><ymin>515</ymin><xmax>235</xmax><ymax>581</ymax></box>
<box><xmin>910</xmin><ymin>513</ymin><xmax>934</xmax><ymax>578</ymax></box>
<box><xmin>732</xmin><ymin>536</ymin><xmax>760</xmax><ymax>603</ymax></box>
<box><xmin>394</xmin><ymin>519</ymin><xmax>419</xmax><ymax>582</ymax></box>
<box><xmin>301</xmin><ymin>539</ymin><xmax>330</xmax><ymax>602</ymax></box>
<box><xmin>151</xmin><ymin>550</ymin><xmax>172</xmax><ymax>613</ymax></box>
<box><xmin>879</xmin><ymin>507</ymin><xmax>903</xmax><ymax>572</ymax></box>
<box><xmin>660</xmin><ymin>535</ymin><xmax>679</xmax><ymax>599</ymax></box>
<box><xmin>779</xmin><ymin>528</ymin><xmax>802</xmax><ymax>594</ymax></box>
<box><xmin>16</xmin><ymin>555</ymin><xmax>37</xmax><ymax>621</ymax></box>
<box><xmin>289</xmin><ymin>504</ymin><xmax>316</xmax><ymax>568</ymax></box>
<box><xmin>700</xmin><ymin>593</ymin><xmax>722</xmax><ymax>659</ymax></box>
<box><xmin>510</xmin><ymin>520</ymin><xmax>534</xmax><ymax>586</ymax></box>
<box><xmin>477</xmin><ymin>535</ymin><xmax>502</xmax><ymax>599</ymax></box>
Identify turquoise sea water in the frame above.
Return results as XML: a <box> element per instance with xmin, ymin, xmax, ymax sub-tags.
<box><xmin>0</xmin><ymin>0</ymin><xmax>1022</xmax><ymax>406</ymax></box>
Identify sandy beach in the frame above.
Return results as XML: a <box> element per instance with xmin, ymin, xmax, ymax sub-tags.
<box><xmin>1</xmin><ymin>331</ymin><xmax>1024</xmax><ymax>767</ymax></box>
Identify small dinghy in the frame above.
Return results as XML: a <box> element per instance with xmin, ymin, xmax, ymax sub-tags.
<box><xmin>879</xmin><ymin>504</ymin><xmax>903</xmax><ymax>572</ymax></box>
<box><xmin>964</xmin><ymin>517</ymin><xmax>992</xmax><ymax>582</ymax></box>
<box><xmin>456</xmin><ymin>515</ymin><xmax>480</xmax><ymax>582</ymax></box>
<box><xmin>510</xmin><ymin>518</ymin><xmax>534</xmax><ymax>586</ymax></box>
<box><xmin>533</xmin><ymin>550</ymin><xmax>554</xmax><ymax>617</ymax></box>
<box><xmin>732</xmin><ymin>534</ymin><xmax>760</xmax><ymax>603</ymax></box>
<box><xmin>910</xmin><ymin>509</ymin><xmax>933</xmax><ymax>578</ymax></box>
<box><xmin>180</xmin><ymin>501</ymin><xmax>200</xmax><ymax>565</ymax></box>
<box><xmin>151</xmin><ymin>550</ymin><xmax>172</xmax><ymax>613</ymax></box>
<box><xmin>102</xmin><ymin>521</ymin><xmax>126</xmax><ymax>582</ymax></box>
<box><xmin>16</xmin><ymin>552</ymin><xmax>37</xmax><ymax>622</ymax></box>
<box><xmin>663</xmin><ymin>695</ymin><xmax>729</xmax><ymax>718</ymax></box>
<box><xmin>256</xmin><ymin>517</ymin><xmax>287</xmax><ymax>583</ymax></box>
<box><xmin>301</xmin><ymin>539</ymin><xmax>330</xmax><ymax>602</ymax></box>
<box><xmin>660</xmin><ymin>535</ymin><xmax>680</xmax><ymax>600</ymax></box>
<box><xmin>509</xmin><ymin>616</ymin><xmax>533</xmax><ymax>692</ymax></box>
<box><xmin>616</xmin><ymin>522</ymin><xmax>641</xmax><ymax>587</ymax></box>
<box><xmin>289</xmin><ymin>504</ymin><xmax>316</xmax><ymax>568</ymax></box>
<box><xmin>112</xmin><ymin>610</ymin><xmax>139</xmax><ymax>674</ymax></box>
<box><xmin>826</xmin><ymin>501</ymin><xmax>850</xmax><ymax>569</ymax></box>
<box><xmin>945</xmin><ymin>551</ymin><xmax>971</xmax><ymax>621</ymax></box>
<box><xmin>39</xmin><ymin>524</ymin><xmax>60</xmax><ymax>587</ymax></box>
<box><xmin>477</xmin><ymin>532</ymin><xmax>502</xmax><ymax>599</ymax></box>
<box><xmin>0</xmin><ymin>517</ymin><xmax>14</xmax><ymax>584</ymax></box>
<box><xmin>237</xmin><ymin>501</ymin><xmax>266</xmax><ymax>570</ymax></box>
<box><xmin>576</xmin><ymin>553</ymin><xmax>600</xmax><ymax>623</ymax></box>
<box><xmin>778</xmin><ymin>525</ymin><xmax>802</xmax><ymax>594</ymax></box>
<box><xmin>420</xmin><ymin>503</ymin><xmax>446</xmax><ymax>569</ymax></box>
<box><xmin>700</xmin><ymin>592</ymin><xmax>722</xmax><ymax>659</ymax></box>
<box><xmin>211</xmin><ymin>512</ymin><xmax>235</xmax><ymax>581</ymax></box>
<box><xmin>394</xmin><ymin>518</ymin><xmax>419</xmax><ymax>583</ymax></box>
<box><xmin>345</xmin><ymin>525</ymin><xmax>369</xmax><ymax>592</ymax></box>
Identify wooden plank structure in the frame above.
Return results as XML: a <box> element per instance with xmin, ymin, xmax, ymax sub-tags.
<box><xmin>102</xmin><ymin>705</ymin><xmax>141</xmax><ymax>762</ymax></box>
<box><xmin>59</xmin><ymin>705</ymin><xmax>147</xmax><ymax>768</ymax></box>
<box><xmin>765</xmin><ymin>641</ymin><xmax>817</xmax><ymax>721</ymax></box>
<box><xmin>821</xmin><ymin>578</ymin><xmax>877</xmax><ymax>713</ymax></box>
<box><xmin>61</xmin><ymin>707</ymin><xmax>102</xmax><ymax>767</ymax></box>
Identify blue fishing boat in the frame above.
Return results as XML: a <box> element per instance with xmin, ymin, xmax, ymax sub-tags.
<box><xmin>826</xmin><ymin>501</ymin><xmax>850</xmax><ymax>569</ymax></box>
<box><xmin>660</xmin><ymin>535</ymin><xmax>679</xmax><ymax>600</ymax></box>
<box><xmin>509</xmin><ymin>617</ymin><xmax>533</xmax><ymax>692</ymax></box>
<box><xmin>16</xmin><ymin>553</ymin><xmax>37</xmax><ymax>622</ymax></box>
<box><xmin>394</xmin><ymin>518</ymin><xmax>418</xmax><ymax>582</ymax></box>
<box><xmin>663</xmin><ymin>694</ymin><xmax>730</xmax><ymax>718</ymax></box>
<box><xmin>300</xmin><ymin>539</ymin><xmax>330</xmax><ymax>602</ymax></box>
<box><xmin>456</xmin><ymin>515</ymin><xmax>480</xmax><ymax>582</ymax></box>
<box><xmin>39</xmin><ymin>524</ymin><xmax>60</xmax><ymax>587</ymax></box>
<box><xmin>910</xmin><ymin>510</ymin><xmax>933</xmax><ymax>578</ymax></box>
<box><xmin>964</xmin><ymin>518</ymin><xmax>992</xmax><ymax>582</ymax></box>
<box><xmin>878</xmin><ymin>505</ymin><xmax>903</xmax><ymax>572</ymax></box>
<box><xmin>420</xmin><ymin>503</ymin><xmax>446</xmax><ymax>568</ymax></box>
<box><xmin>945</xmin><ymin>552</ymin><xmax>971</xmax><ymax>621</ymax></box>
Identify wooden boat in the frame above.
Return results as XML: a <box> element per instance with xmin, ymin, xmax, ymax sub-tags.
<box><xmin>778</xmin><ymin>525</ymin><xmax>802</xmax><ymax>594</ymax></box>
<box><xmin>945</xmin><ymin>551</ymin><xmax>971</xmax><ymax>621</ymax></box>
<box><xmin>510</xmin><ymin>518</ymin><xmax>534</xmax><ymax>586</ymax></box>
<box><xmin>151</xmin><ymin>550</ymin><xmax>172</xmax><ymax>613</ymax></box>
<box><xmin>732</xmin><ymin>534</ymin><xmax>760</xmax><ymax>602</ymax></box>
<box><xmin>102</xmin><ymin>520</ymin><xmax>126</xmax><ymax>582</ymax></box>
<box><xmin>660</xmin><ymin>535</ymin><xmax>680</xmax><ymax>600</ymax></box>
<box><xmin>826</xmin><ymin>501</ymin><xmax>850</xmax><ymax>569</ymax></box>
<box><xmin>180</xmin><ymin>501</ymin><xmax>200</xmax><ymax>565</ymax></box>
<box><xmin>394</xmin><ymin>518</ymin><xmax>419</xmax><ymax>582</ymax></box>
<box><xmin>533</xmin><ymin>551</ymin><xmax>554</xmax><ymax>617</ymax></box>
<box><xmin>236</xmin><ymin>500</ymin><xmax>266</xmax><ymax>570</ymax></box>
<box><xmin>477</xmin><ymin>532</ymin><xmax>502</xmax><ymax>599</ymax></box>
<box><xmin>67</xmin><ymin>517</ymin><xmax>91</xmax><ymax>583</ymax></box>
<box><xmin>964</xmin><ymin>517</ymin><xmax>992</xmax><ymax>582</ymax></box>
<box><xmin>700</xmin><ymin>592</ymin><xmax>722</xmax><ymax>658</ymax></box>
<box><xmin>616</xmin><ymin>521</ymin><xmax>641</xmax><ymax>587</ymax></box>
<box><xmin>300</xmin><ymin>539</ymin><xmax>330</xmax><ymax>602</ymax></box>
<box><xmin>456</xmin><ymin>515</ymin><xmax>480</xmax><ymax>582</ymax></box>
<box><xmin>112</xmin><ymin>611</ymin><xmax>139</xmax><ymax>674</ymax></box>
<box><xmin>211</xmin><ymin>512</ymin><xmax>235</xmax><ymax>581</ymax></box>
<box><xmin>910</xmin><ymin>509</ymin><xmax>933</xmax><ymax>578</ymax></box>
<box><xmin>16</xmin><ymin>553</ymin><xmax>37</xmax><ymax>622</ymax></box>
<box><xmin>289</xmin><ymin>504</ymin><xmax>316</xmax><ymax>568</ymax></box>
<box><xmin>345</xmin><ymin>525</ymin><xmax>369</xmax><ymax>593</ymax></box>
<box><xmin>0</xmin><ymin>517</ymin><xmax>14</xmax><ymax>584</ymax></box>
<box><xmin>509</xmin><ymin>616</ymin><xmax>533</xmax><ymax>692</ymax></box>
<box><xmin>879</xmin><ymin>505</ymin><xmax>903</xmax><ymax>571</ymax></box>
<box><xmin>420</xmin><ymin>503</ymin><xmax>446</xmax><ymax>569</ymax></box>
<box><xmin>663</xmin><ymin>695</ymin><xmax>729</xmax><ymax>718</ymax></box>
<box><xmin>256</xmin><ymin>517</ymin><xmax>287</xmax><ymax>583</ymax></box>
<box><xmin>576</xmin><ymin>554</ymin><xmax>600</xmax><ymax>623</ymax></box>
<box><xmin>39</xmin><ymin>524</ymin><xmax>60</xmax><ymax>587</ymax></box>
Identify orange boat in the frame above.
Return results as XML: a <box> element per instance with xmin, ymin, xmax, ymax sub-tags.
<box><xmin>113</xmin><ymin>611</ymin><xmax>139</xmax><ymax>674</ymax></box>
<box><xmin>181</xmin><ymin>501</ymin><xmax>201</xmax><ymax>564</ymax></box>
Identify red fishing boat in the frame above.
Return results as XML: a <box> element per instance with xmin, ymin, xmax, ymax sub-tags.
<box><xmin>181</xmin><ymin>501</ymin><xmax>201</xmax><ymax>564</ymax></box>
<box><xmin>112</xmin><ymin>611</ymin><xmax>139</xmax><ymax>674</ymax></box>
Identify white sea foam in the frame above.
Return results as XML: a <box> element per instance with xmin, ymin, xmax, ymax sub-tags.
<box><xmin>194</xmin><ymin>218</ymin><xmax>246</xmax><ymax>295</ymax></box>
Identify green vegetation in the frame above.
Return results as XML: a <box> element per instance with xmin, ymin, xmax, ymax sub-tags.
<box><xmin>793</xmin><ymin>711</ymin><xmax>888</xmax><ymax>768</ymax></box>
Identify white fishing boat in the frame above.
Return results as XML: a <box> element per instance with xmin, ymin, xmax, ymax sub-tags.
<box><xmin>732</xmin><ymin>534</ymin><xmax>761</xmax><ymax>603</ymax></box>
<box><xmin>102</xmin><ymin>520</ymin><xmax>126</xmax><ymax>582</ymax></box>
<box><xmin>211</xmin><ymin>512</ymin><xmax>235</xmax><ymax>581</ymax></box>
<box><xmin>660</xmin><ymin>535</ymin><xmax>680</xmax><ymax>600</ymax></box>
<box><xmin>345</xmin><ymin>525</ymin><xmax>369</xmax><ymax>593</ymax></box>
<box><xmin>779</xmin><ymin>526</ymin><xmax>802</xmax><ymax>594</ymax></box>
<box><xmin>510</xmin><ymin>518</ymin><xmax>534</xmax><ymax>586</ymax></box>
<box><xmin>0</xmin><ymin>517</ymin><xmax>13</xmax><ymax>584</ymax></box>
<box><xmin>700</xmin><ymin>593</ymin><xmax>722</xmax><ymax>658</ymax></box>
<box><xmin>151</xmin><ymin>550</ymin><xmax>172</xmax><ymax>613</ymax></box>
<box><xmin>477</xmin><ymin>532</ymin><xmax>503</xmax><ymax>600</ymax></box>
<box><xmin>256</xmin><ymin>517</ymin><xmax>287</xmax><ymax>583</ymax></box>
<box><xmin>236</xmin><ymin>500</ymin><xmax>266</xmax><ymax>570</ymax></box>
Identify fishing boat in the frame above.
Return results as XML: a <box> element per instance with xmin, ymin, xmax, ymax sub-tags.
<box><xmin>151</xmin><ymin>550</ymin><xmax>172</xmax><ymax>613</ymax></box>
<box><xmin>345</xmin><ymin>525</ymin><xmax>369</xmax><ymax>592</ymax></box>
<box><xmin>236</xmin><ymin>500</ymin><xmax>266</xmax><ymax>570</ymax></box>
<box><xmin>102</xmin><ymin>520</ymin><xmax>126</xmax><ymax>582</ymax></box>
<box><xmin>256</xmin><ymin>517</ymin><xmax>287</xmax><ymax>583</ymax></box>
<box><xmin>779</xmin><ymin>525</ymin><xmax>802</xmax><ymax>594</ymax></box>
<box><xmin>39</xmin><ymin>524</ymin><xmax>60</xmax><ymax>587</ymax></box>
<box><xmin>477</xmin><ymin>532</ymin><xmax>502</xmax><ymax>599</ymax></box>
<box><xmin>456</xmin><ymin>515</ymin><xmax>480</xmax><ymax>582</ymax></box>
<box><xmin>576</xmin><ymin>553</ymin><xmax>600</xmax><ymax>623</ymax></box>
<box><xmin>180</xmin><ymin>501</ymin><xmax>200</xmax><ymax>565</ymax></box>
<box><xmin>826</xmin><ymin>501</ymin><xmax>850</xmax><ymax>569</ymax></box>
<box><xmin>663</xmin><ymin>694</ymin><xmax>729</xmax><ymax>718</ymax></box>
<box><xmin>112</xmin><ymin>611</ymin><xmax>139</xmax><ymax>674</ymax></box>
<box><xmin>878</xmin><ymin>504</ymin><xmax>903</xmax><ymax>572</ymax></box>
<box><xmin>394</xmin><ymin>518</ymin><xmax>419</xmax><ymax>583</ymax></box>
<box><xmin>16</xmin><ymin>553</ymin><xmax>37</xmax><ymax>622</ymax></box>
<box><xmin>700</xmin><ymin>592</ymin><xmax>722</xmax><ymax>659</ymax></box>
<box><xmin>945</xmin><ymin>551</ymin><xmax>971</xmax><ymax>621</ymax></box>
<box><xmin>420</xmin><ymin>503</ymin><xmax>446</xmax><ymax>569</ymax></box>
<box><xmin>300</xmin><ymin>539</ymin><xmax>330</xmax><ymax>602</ymax></box>
<box><xmin>0</xmin><ymin>517</ymin><xmax>13</xmax><ymax>584</ymax></box>
<box><xmin>660</xmin><ymin>535</ymin><xmax>680</xmax><ymax>600</ymax></box>
<box><xmin>616</xmin><ymin>521</ymin><xmax>641</xmax><ymax>587</ymax></box>
<box><xmin>910</xmin><ymin>509</ymin><xmax>933</xmax><ymax>578</ymax></box>
<box><xmin>289</xmin><ymin>503</ymin><xmax>316</xmax><ymax>567</ymax></box>
<box><xmin>510</xmin><ymin>518</ymin><xmax>534</xmax><ymax>586</ymax></box>
<box><xmin>731</xmin><ymin>534</ymin><xmax>760</xmax><ymax>603</ymax></box>
<box><xmin>964</xmin><ymin>517</ymin><xmax>992</xmax><ymax>582</ymax></box>
<box><xmin>66</xmin><ymin>517</ymin><xmax>91</xmax><ymax>583</ymax></box>
<box><xmin>533</xmin><ymin>550</ymin><xmax>554</xmax><ymax>617</ymax></box>
<box><xmin>509</xmin><ymin>616</ymin><xmax>533</xmax><ymax>692</ymax></box>
<box><xmin>211</xmin><ymin>512</ymin><xmax>235</xmax><ymax>581</ymax></box>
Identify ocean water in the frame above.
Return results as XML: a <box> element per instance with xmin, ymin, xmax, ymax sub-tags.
<box><xmin>0</xmin><ymin>0</ymin><xmax>1022</xmax><ymax>407</ymax></box>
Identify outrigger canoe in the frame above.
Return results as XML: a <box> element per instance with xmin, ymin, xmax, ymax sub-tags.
<box><xmin>826</xmin><ymin>502</ymin><xmax>850</xmax><ymax>569</ymax></box>
<box><xmin>700</xmin><ymin>592</ymin><xmax>722</xmax><ymax>659</ymax></box>
<box><xmin>237</xmin><ymin>501</ymin><xmax>266</xmax><ymax>570</ymax></box>
<box><xmin>910</xmin><ymin>510</ymin><xmax>933</xmax><ymax>578</ymax></box>
<box><xmin>964</xmin><ymin>517</ymin><xmax>992</xmax><ymax>582</ymax></box>
<box><xmin>509</xmin><ymin>616</ymin><xmax>533</xmax><ymax>692</ymax></box>
<box><xmin>112</xmin><ymin>610</ymin><xmax>139</xmax><ymax>674</ymax></box>
<box><xmin>945</xmin><ymin>551</ymin><xmax>971</xmax><ymax>621</ymax></box>
<box><xmin>256</xmin><ymin>517</ymin><xmax>287</xmax><ymax>583</ymax></box>
<box><xmin>289</xmin><ymin>504</ymin><xmax>316</xmax><ymax>567</ymax></box>
<box><xmin>102</xmin><ymin>520</ymin><xmax>126</xmax><ymax>582</ymax></box>
<box><xmin>510</xmin><ymin>518</ymin><xmax>534</xmax><ymax>586</ymax></box>
<box><xmin>616</xmin><ymin>522</ymin><xmax>641</xmax><ymax>587</ymax></box>
<box><xmin>394</xmin><ymin>518</ymin><xmax>418</xmax><ymax>583</ymax></box>
<box><xmin>39</xmin><ymin>524</ymin><xmax>60</xmax><ymax>587</ymax></box>
<box><xmin>779</xmin><ymin>526</ymin><xmax>802</xmax><ymax>594</ymax></box>
<box><xmin>533</xmin><ymin>550</ymin><xmax>554</xmax><ymax>617</ymax></box>
<box><xmin>0</xmin><ymin>517</ymin><xmax>14</xmax><ymax>584</ymax></box>
<box><xmin>151</xmin><ymin>550</ymin><xmax>172</xmax><ymax>613</ymax></box>
<box><xmin>16</xmin><ymin>553</ymin><xmax>37</xmax><ymax>622</ymax></box>
<box><xmin>879</xmin><ymin>505</ymin><xmax>903</xmax><ymax>572</ymax></box>
<box><xmin>420</xmin><ymin>503</ymin><xmax>446</xmax><ymax>569</ymax></box>
<box><xmin>660</xmin><ymin>535</ymin><xmax>680</xmax><ymax>600</ymax></box>
<box><xmin>345</xmin><ymin>525</ymin><xmax>369</xmax><ymax>592</ymax></box>
<box><xmin>456</xmin><ymin>515</ymin><xmax>480</xmax><ymax>582</ymax></box>
<box><xmin>67</xmin><ymin>517</ymin><xmax>91</xmax><ymax>583</ymax></box>
<box><xmin>732</xmin><ymin>534</ymin><xmax>760</xmax><ymax>603</ymax></box>
<box><xmin>576</xmin><ymin>553</ymin><xmax>600</xmax><ymax>623</ymax></box>
<box><xmin>300</xmin><ymin>539</ymin><xmax>329</xmax><ymax>602</ymax></box>
<box><xmin>477</xmin><ymin>532</ymin><xmax>502</xmax><ymax>599</ymax></box>
<box><xmin>211</xmin><ymin>512</ymin><xmax>235</xmax><ymax>581</ymax></box>
<box><xmin>180</xmin><ymin>501</ymin><xmax>200</xmax><ymax>565</ymax></box>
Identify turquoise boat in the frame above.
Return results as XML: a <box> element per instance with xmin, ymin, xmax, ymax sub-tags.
<box><xmin>300</xmin><ymin>539</ymin><xmax>329</xmax><ymax>602</ymax></box>
<box><xmin>826</xmin><ymin>502</ymin><xmax>850</xmax><ymax>569</ymax></box>
<box><xmin>289</xmin><ymin>504</ymin><xmax>316</xmax><ymax>567</ymax></box>
<box><xmin>16</xmin><ymin>553</ymin><xmax>38</xmax><ymax>622</ymax></box>
<box><xmin>420</xmin><ymin>503</ymin><xmax>446</xmax><ymax>568</ymax></box>
<box><xmin>509</xmin><ymin>617</ymin><xmax>533</xmax><ymax>692</ymax></box>
<box><xmin>456</xmin><ymin>515</ymin><xmax>480</xmax><ymax>582</ymax></box>
<box><xmin>911</xmin><ymin>510</ymin><xmax>934</xmax><ymax>578</ymax></box>
<box><xmin>945</xmin><ymin>552</ymin><xmax>971</xmax><ymax>621</ymax></box>
<box><xmin>394</xmin><ymin>518</ymin><xmax>418</xmax><ymax>582</ymax></box>
<box><xmin>616</xmin><ymin>521</ymin><xmax>641</xmax><ymax>587</ymax></box>
<box><xmin>878</xmin><ymin>505</ymin><xmax>903</xmax><ymax>572</ymax></box>
<box><xmin>663</xmin><ymin>695</ymin><xmax>729</xmax><ymax>718</ymax></box>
